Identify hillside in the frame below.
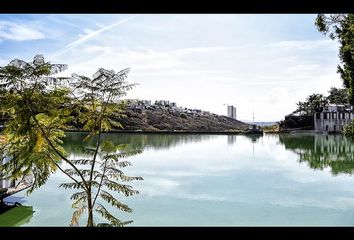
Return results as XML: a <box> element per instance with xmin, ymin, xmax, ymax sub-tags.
<box><xmin>117</xmin><ymin>108</ymin><xmax>250</xmax><ymax>132</ymax></box>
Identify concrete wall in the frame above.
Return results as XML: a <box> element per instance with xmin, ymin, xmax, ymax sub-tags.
<box><xmin>314</xmin><ymin>112</ymin><xmax>354</xmax><ymax>132</ymax></box>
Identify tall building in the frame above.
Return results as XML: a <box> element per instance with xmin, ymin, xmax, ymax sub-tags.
<box><xmin>227</xmin><ymin>105</ymin><xmax>237</xmax><ymax>119</ymax></box>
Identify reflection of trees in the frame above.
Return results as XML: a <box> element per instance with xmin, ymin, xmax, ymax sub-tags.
<box><xmin>279</xmin><ymin>134</ymin><xmax>354</xmax><ymax>175</ymax></box>
<box><xmin>63</xmin><ymin>132</ymin><xmax>215</xmax><ymax>154</ymax></box>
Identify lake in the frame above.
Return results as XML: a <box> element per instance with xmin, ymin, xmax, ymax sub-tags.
<box><xmin>2</xmin><ymin>132</ymin><xmax>354</xmax><ymax>226</ymax></box>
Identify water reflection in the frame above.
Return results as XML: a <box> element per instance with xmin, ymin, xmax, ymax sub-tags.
<box><xmin>278</xmin><ymin>134</ymin><xmax>354</xmax><ymax>175</ymax></box>
<box><xmin>64</xmin><ymin>132</ymin><xmax>215</xmax><ymax>153</ymax></box>
<box><xmin>244</xmin><ymin>134</ymin><xmax>263</xmax><ymax>143</ymax></box>
<box><xmin>6</xmin><ymin>132</ymin><xmax>354</xmax><ymax>226</ymax></box>
<box><xmin>227</xmin><ymin>135</ymin><xmax>237</xmax><ymax>145</ymax></box>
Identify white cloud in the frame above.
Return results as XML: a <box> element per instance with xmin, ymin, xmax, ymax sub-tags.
<box><xmin>43</xmin><ymin>15</ymin><xmax>342</xmax><ymax>121</ymax></box>
<box><xmin>51</xmin><ymin>15</ymin><xmax>136</xmax><ymax>58</ymax></box>
<box><xmin>54</xmin><ymin>39</ymin><xmax>339</xmax><ymax>121</ymax></box>
<box><xmin>268</xmin><ymin>39</ymin><xmax>337</xmax><ymax>51</ymax></box>
<box><xmin>0</xmin><ymin>20</ymin><xmax>45</xmax><ymax>41</ymax></box>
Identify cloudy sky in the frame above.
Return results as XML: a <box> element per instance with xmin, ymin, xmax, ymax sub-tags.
<box><xmin>0</xmin><ymin>14</ymin><xmax>343</xmax><ymax>122</ymax></box>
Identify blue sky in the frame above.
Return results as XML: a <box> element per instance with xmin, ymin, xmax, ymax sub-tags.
<box><xmin>0</xmin><ymin>14</ymin><xmax>342</xmax><ymax>121</ymax></box>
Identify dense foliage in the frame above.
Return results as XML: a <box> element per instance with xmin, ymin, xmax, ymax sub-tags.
<box><xmin>293</xmin><ymin>94</ymin><xmax>328</xmax><ymax>116</ymax></box>
<box><xmin>343</xmin><ymin>120</ymin><xmax>354</xmax><ymax>137</ymax></box>
<box><xmin>0</xmin><ymin>55</ymin><xmax>143</xmax><ymax>226</ymax></box>
<box><xmin>315</xmin><ymin>14</ymin><xmax>354</xmax><ymax>105</ymax></box>
<box><xmin>327</xmin><ymin>87</ymin><xmax>349</xmax><ymax>105</ymax></box>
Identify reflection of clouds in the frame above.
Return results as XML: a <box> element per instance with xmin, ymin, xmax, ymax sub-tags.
<box><xmin>122</xmin><ymin>134</ymin><xmax>354</xmax><ymax>212</ymax></box>
<box><xmin>38</xmin><ymin>133</ymin><xmax>354</xmax><ymax>225</ymax></box>
<box><xmin>136</xmin><ymin>177</ymin><xmax>180</xmax><ymax>197</ymax></box>
<box><xmin>176</xmin><ymin>193</ymin><xmax>227</xmax><ymax>202</ymax></box>
<box><xmin>125</xmin><ymin>134</ymin><xmax>311</xmax><ymax>178</ymax></box>
<box><xmin>273</xmin><ymin>196</ymin><xmax>354</xmax><ymax>211</ymax></box>
<box><xmin>135</xmin><ymin>176</ymin><xmax>227</xmax><ymax>202</ymax></box>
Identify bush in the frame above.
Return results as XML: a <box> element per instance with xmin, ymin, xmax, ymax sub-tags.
<box><xmin>279</xmin><ymin>114</ymin><xmax>314</xmax><ymax>130</ymax></box>
<box><xmin>180</xmin><ymin>113</ymin><xmax>187</xmax><ymax>119</ymax></box>
<box><xmin>343</xmin><ymin>120</ymin><xmax>354</xmax><ymax>136</ymax></box>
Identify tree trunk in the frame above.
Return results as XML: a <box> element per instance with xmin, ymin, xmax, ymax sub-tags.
<box><xmin>86</xmin><ymin>191</ymin><xmax>94</xmax><ymax>227</ymax></box>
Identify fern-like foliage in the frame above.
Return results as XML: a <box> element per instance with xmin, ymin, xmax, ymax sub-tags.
<box><xmin>63</xmin><ymin>144</ymin><xmax>143</xmax><ymax>227</ymax></box>
<box><xmin>61</xmin><ymin>68</ymin><xmax>142</xmax><ymax>226</ymax></box>
<box><xmin>0</xmin><ymin>55</ymin><xmax>72</xmax><ymax>193</ymax></box>
<box><xmin>0</xmin><ymin>56</ymin><xmax>143</xmax><ymax>227</ymax></box>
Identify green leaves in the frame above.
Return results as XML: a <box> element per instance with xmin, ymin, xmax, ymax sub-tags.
<box><xmin>343</xmin><ymin>120</ymin><xmax>354</xmax><ymax>136</ymax></box>
<box><xmin>315</xmin><ymin>14</ymin><xmax>354</xmax><ymax>105</ymax></box>
<box><xmin>103</xmin><ymin>179</ymin><xmax>139</xmax><ymax>197</ymax></box>
<box><xmin>70</xmin><ymin>193</ymin><xmax>88</xmax><ymax>227</ymax></box>
<box><xmin>100</xmin><ymin>190</ymin><xmax>133</xmax><ymax>213</ymax></box>
<box><xmin>0</xmin><ymin>55</ymin><xmax>143</xmax><ymax>227</ymax></box>
<box><xmin>95</xmin><ymin>203</ymin><xmax>133</xmax><ymax>227</ymax></box>
<box><xmin>292</xmin><ymin>94</ymin><xmax>328</xmax><ymax>115</ymax></box>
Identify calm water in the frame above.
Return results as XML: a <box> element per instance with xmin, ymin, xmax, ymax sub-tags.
<box><xmin>3</xmin><ymin>132</ymin><xmax>354</xmax><ymax>226</ymax></box>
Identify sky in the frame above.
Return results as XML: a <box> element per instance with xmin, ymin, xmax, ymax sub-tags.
<box><xmin>0</xmin><ymin>14</ymin><xmax>343</xmax><ymax>122</ymax></box>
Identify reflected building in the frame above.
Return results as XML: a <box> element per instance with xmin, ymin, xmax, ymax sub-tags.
<box><xmin>279</xmin><ymin>134</ymin><xmax>354</xmax><ymax>175</ymax></box>
<box><xmin>313</xmin><ymin>134</ymin><xmax>354</xmax><ymax>161</ymax></box>
<box><xmin>227</xmin><ymin>135</ymin><xmax>237</xmax><ymax>145</ymax></box>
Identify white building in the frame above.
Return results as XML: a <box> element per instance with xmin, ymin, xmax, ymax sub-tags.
<box><xmin>154</xmin><ymin>100</ymin><xmax>177</xmax><ymax>108</ymax></box>
<box><xmin>314</xmin><ymin>104</ymin><xmax>353</xmax><ymax>132</ymax></box>
<box><xmin>227</xmin><ymin>105</ymin><xmax>237</xmax><ymax>119</ymax></box>
<box><xmin>141</xmin><ymin>100</ymin><xmax>151</xmax><ymax>106</ymax></box>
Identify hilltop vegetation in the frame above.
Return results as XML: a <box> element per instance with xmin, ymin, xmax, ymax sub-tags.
<box><xmin>115</xmin><ymin>108</ymin><xmax>250</xmax><ymax>132</ymax></box>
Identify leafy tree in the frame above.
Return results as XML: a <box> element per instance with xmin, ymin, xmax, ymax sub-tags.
<box><xmin>293</xmin><ymin>93</ymin><xmax>328</xmax><ymax>115</ymax></box>
<box><xmin>343</xmin><ymin>120</ymin><xmax>354</xmax><ymax>137</ymax></box>
<box><xmin>65</xmin><ymin>68</ymin><xmax>143</xmax><ymax>226</ymax></box>
<box><xmin>315</xmin><ymin>14</ymin><xmax>354</xmax><ymax>105</ymax></box>
<box><xmin>0</xmin><ymin>55</ymin><xmax>143</xmax><ymax>226</ymax></box>
<box><xmin>327</xmin><ymin>87</ymin><xmax>349</xmax><ymax>104</ymax></box>
<box><xmin>0</xmin><ymin>55</ymin><xmax>72</xmax><ymax>191</ymax></box>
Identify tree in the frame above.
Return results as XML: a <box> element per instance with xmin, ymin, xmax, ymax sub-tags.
<box><xmin>0</xmin><ymin>55</ymin><xmax>143</xmax><ymax>226</ymax></box>
<box><xmin>327</xmin><ymin>87</ymin><xmax>349</xmax><ymax>105</ymax></box>
<box><xmin>65</xmin><ymin>68</ymin><xmax>143</xmax><ymax>226</ymax></box>
<box><xmin>315</xmin><ymin>14</ymin><xmax>354</xmax><ymax>105</ymax></box>
<box><xmin>293</xmin><ymin>93</ymin><xmax>328</xmax><ymax>115</ymax></box>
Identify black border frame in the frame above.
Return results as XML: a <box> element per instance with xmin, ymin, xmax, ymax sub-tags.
<box><xmin>1</xmin><ymin>0</ymin><xmax>354</xmax><ymax>238</ymax></box>
<box><xmin>0</xmin><ymin>0</ymin><xmax>353</xmax><ymax>13</ymax></box>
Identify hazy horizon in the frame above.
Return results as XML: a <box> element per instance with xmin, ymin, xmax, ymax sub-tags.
<box><xmin>0</xmin><ymin>14</ymin><xmax>343</xmax><ymax>122</ymax></box>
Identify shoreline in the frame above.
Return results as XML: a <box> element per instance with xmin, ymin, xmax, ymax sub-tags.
<box><xmin>65</xmin><ymin>129</ymin><xmax>336</xmax><ymax>135</ymax></box>
<box><xmin>65</xmin><ymin>129</ymin><xmax>248</xmax><ymax>135</ymax></box>
<box><xmin>64</xmin><ymin>129</ymin><xmax>345</xmax><ymax>135</ymax></box>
